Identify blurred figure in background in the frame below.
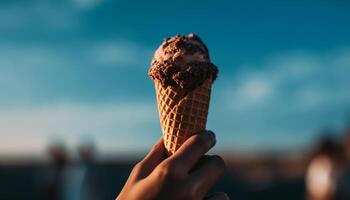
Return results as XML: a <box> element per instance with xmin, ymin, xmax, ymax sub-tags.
<box><xmin>335</xmin><ymin>128</ymin><xmax>350</xmax><ymax>200</ymax></box>
<box><xmin>62</xmin><ymin>141</ymin><xmax>96</xmax><ymax>200</ymax></box>
<box><xmin>41</xmin><ymin>143</ymin><xmax>69</xmax><ymax>200</ymax></box>
<box><xmin>306</xmin><ymin>133</ymin><xmax>344</xmax><ymax>200</ymax></box>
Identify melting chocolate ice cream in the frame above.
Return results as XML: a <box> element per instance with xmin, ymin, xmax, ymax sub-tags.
<box><xmin>148</xmin><ymin>33</ymin><xmax>218</xmax><ymax>93</ymax></box>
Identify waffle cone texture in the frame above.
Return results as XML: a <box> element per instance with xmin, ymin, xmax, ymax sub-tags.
<box><xmin>155</xmin><ymin>78</ymin><xmax>212</xmax><ymax>155</ymax></box>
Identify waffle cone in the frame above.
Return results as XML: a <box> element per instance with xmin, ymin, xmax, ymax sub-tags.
<box><xmin>154</xmin><ymin>78</ymin><xmax>212</xmax><ymax>155</ymax></box>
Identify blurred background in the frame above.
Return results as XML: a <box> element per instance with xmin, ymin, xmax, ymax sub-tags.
<box><xmin>0</xmin><ymin>0</ymin><xmax>350</xmax><ymax>200</ymax></box>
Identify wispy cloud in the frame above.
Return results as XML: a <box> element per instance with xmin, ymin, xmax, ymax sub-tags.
<box><xmin>71</xmin><ymin>0</ymin><xmax>104</xmax><ymax>9</ymax></box>
<box><xmin>0</xmin><ymin>40</ymin><xmax>151</xmax><ymax>69</ymax></box>
<box><xmin>0</xmin><ymin>41</ymin><xmax>153</xmax><ymax>105</ymax></box>
<box><xmin>0</xmin><ymin>1</ymin><xmax>79</xmax><ymax>32</ymax></box>
<box><xmin>90</xmin><ymin>41</ymin><xmax>153</xmax><ymax>66</ymax></box>
<box><xmin>0</xmin><ymin>0</ymin><xmax>110</xmax><ymax>34</ymax></box>
<box><xmin>221</xmin><ymin>49</ymin><xmax>350</xmax><ymax>112</ymax></box>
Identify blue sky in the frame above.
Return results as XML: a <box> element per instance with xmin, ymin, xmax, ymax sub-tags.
<box><xmin>0</xmin><ymin>0</ymin><xmax>349</xmax><ymax>157</ymax></box>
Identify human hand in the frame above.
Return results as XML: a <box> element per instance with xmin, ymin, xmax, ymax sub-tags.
<box><xmin>116</xmin><ymin>131</ymin><xmax>229</xmax><ymax>200</ymax></box>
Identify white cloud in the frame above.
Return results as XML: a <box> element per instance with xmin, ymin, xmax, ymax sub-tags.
<box><xmin>222</xmin><ymin>49</ymin><xmax>350</xmax><ymax>112</ymax></box>
<box><xmin>0</xmin><ymin>45</ymin><xmax>59</xmax><ymax>68</ymax></box>
<box><xmin>0</xmin><ymin>0</ymin><xmax>108</xmax><ymax>33</ymax></box>
<box><xmin>0</xmin><ymin>41</ymin><xmax>151</xmax><ymax>70</ymax></box>
<box><xmin>0</xmin><ymin>102</ymin><xmax>160</xmax><ymax>156</ymax></box>
<box><xmin>0</xmin><ymin>2</ymin><xmax>79</xmax><ymax>32</ymax></box>
<box><xmin>71</xmin><ymin>0</ymin><xmax>104</xmax><ymax>9</ymax></box>
<box><xmin>224</xmin><ymin>75</ymin><xmax>273</xmax><ymax>109</ymax></box>
<box><xmin>90</xmin><ymin>41</ymin><xmax>152</xmax><ymax>66</ymax></box>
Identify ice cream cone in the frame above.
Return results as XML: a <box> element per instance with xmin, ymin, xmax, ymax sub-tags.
<box><xmin>149</xmin><ymin>33</ymin><xmax>218</xmax><ymax>155</ymax></box>
<box><xmin>155</xmin><ymin>78</ymin><xmax>212</xmax><ymax>155</ymax></box>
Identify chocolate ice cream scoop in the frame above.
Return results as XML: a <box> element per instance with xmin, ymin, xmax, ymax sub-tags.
<box><xmin>148</xmin><ymin>33</ymin><xmax>218</xmax><ymax>93</ymax></box>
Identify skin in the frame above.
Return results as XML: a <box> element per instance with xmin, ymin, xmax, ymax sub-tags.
<box><xmin>116</xmin><ymin>131</ymin><xmax>229</xmax><ymax>200</ymax></box>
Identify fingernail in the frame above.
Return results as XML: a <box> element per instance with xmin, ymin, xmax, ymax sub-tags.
<box><xmin>207</xmin><ymin>130</ymin><xmax>216</xmax><ymax>147</ymax></box>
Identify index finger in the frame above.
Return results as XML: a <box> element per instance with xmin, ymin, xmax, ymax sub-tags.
<box><xmin>169</xmin><ymin>130</ymin><xmax>216</xmax><ymax>172</ymax></box>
